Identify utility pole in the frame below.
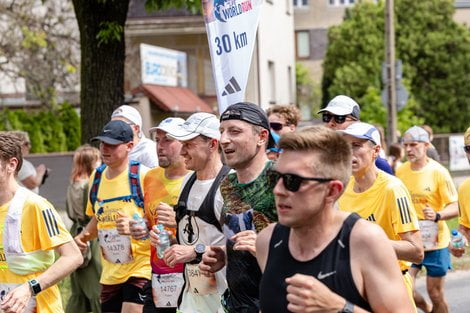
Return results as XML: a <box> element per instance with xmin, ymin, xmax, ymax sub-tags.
<box><xmin>385</xmin><ymin>0</ymin><xmax>397</xmax><ymax>147</ymax></box>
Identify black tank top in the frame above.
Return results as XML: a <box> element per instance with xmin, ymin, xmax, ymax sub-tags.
<box><xmin>259</xmin><ymin>213</ymin><xmax>371</xmax><ymax>312</ymax></box>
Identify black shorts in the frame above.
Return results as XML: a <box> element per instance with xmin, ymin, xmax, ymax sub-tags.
<box><xmin>142</xmin><ymin>280</ymin><xmax>177</xmax><ymax>313</ymax></box>
<box><xmin>101</xmin><ymin>276</ymin><xmax>149</xmax><ymax>312</ymax></box>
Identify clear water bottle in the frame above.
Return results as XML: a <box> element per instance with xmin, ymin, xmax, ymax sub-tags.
<box><xmin>156</xmin><ymin>224</ymin><xmax>170</xmax><ymax>258</ymax></box>
<box><xmin>451</xmin><ymin>229</ymin><xmax>465</xmax><ymax>248</ymax></box>
<box><xmin>132</xmin><ymin>213</ymin><xmax>149</xmax><ymax>240</ymax></box>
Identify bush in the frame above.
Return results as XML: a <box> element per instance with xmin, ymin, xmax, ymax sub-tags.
<box><xmin>0</xmin><ymin>102</ymin><xmax>80</xmax><ymax>152</ymax></box>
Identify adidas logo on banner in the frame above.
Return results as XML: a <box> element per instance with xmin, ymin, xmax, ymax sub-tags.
<box><xmin>222</xmin><ymin>77</ymin><xmax>241</xmax><ymax>96</ymax></box>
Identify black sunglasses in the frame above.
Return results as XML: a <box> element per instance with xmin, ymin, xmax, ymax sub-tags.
<box><xmin>464</xmin><ymin>145</ymin><xmax>470</xmax><ymax>153</ymax></box>
<box><xmin>268</xmin><ymin>169</ymin><xmax>332</xmax><ymax>192</ymax></box>
<box><xmin>322</xmin><ymin>113</ymin><xmax>353</xmax><ymax>124</ymax></box>
<box><xmin>269</xmin><ymin>122</ymin><xmax>285</xmax><ymax>131</ymax></box>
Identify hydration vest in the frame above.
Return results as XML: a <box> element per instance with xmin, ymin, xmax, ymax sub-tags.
<box><xmin>3</xmin><ymin>187</ymin><xmax>55</xmax><ymax>275</ymax></box>
<box><xmin>89</xmin><ymin>160</ymin><xmax>144</xmax><ymax>211</ymax></box>
<box><xmin>175</xmin><ymin>165</ymin><xmax>230</xmax><ymax>235</ymax></box>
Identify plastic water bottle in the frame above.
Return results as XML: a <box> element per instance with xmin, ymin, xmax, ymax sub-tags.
<box><xmin>156</xmin><ymin>224</ymin><xmax>170</xmax><ymax>258</ymax></box>
<box><xmin>451</xmin><ymin>229</ymin><xmax>465</xmax><ymax>248</ymax></box>
<box><xmin>132</xmin><ymin>213</ymin><xmax>149</xmax><ymax>240</ymax></box>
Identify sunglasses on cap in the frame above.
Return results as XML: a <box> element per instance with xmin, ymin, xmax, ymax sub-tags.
<box><xmin>221</xmin><ymin>109</ymin><xmax>265</xmax><ymax>127</ymax></box>
<box><xmin>322</xmin><ymin>113</ymin><xmax>355</xmax><ymax>124</ymax></box>
<box><xmin>464</xmin><ymin>145</ymin><xmax>470</xmax><ymax>153</ymax></box>
<box><xmin>268</xmin><ymin>168</ymin><xmax>332</xmax><ymax>192</ymax></box>
<box><xmin>269</xmin><ymin>122</ymin><xmax>286</xmax><ymax>131</ymax></box>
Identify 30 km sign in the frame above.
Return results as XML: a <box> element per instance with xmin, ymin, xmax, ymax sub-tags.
<box><xmin>203</xmin><ymin>0</ymin><xmax>263</xmax><ymax>113</ymax></box>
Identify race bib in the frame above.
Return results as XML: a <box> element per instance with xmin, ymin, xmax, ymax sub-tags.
<box><xmin>98</xmin><ymin>228</ymin><xmax>133</xmax><ymax>264</ymax></box>
<box><xmin>0</xmin><ymin>283</ymin><xmax>36</xmax><ymax>312</ymax></box>
<box><xmin>185</xmin><ymin>263</ymin><xmax>217</xmax><ymax>296</ymax></box>
<box><xmin>151</xmin><ymin>273</ymin><xmax>184</xmax><ymax>308</ymax></box>
<box><xmin>418</xmin><ymin>220</ymin><xmax>439</xmax><ymax>251</ymax></box>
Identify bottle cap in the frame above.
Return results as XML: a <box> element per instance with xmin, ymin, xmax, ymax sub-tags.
<box><xmin>132</xmin><ymin>213</ymin><xmax>141</xmax><ymax>220</ymax></box>
<box><xmin>451</xmin><ymin>229</ymin><xmax>459</xmax><ymax>236</ymax></box>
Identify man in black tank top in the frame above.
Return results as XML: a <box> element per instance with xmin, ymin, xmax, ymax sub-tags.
<box><xmin>256</xmin><ymin>126</ymin><xmax>415</xmax><ymax>313</ymax></box>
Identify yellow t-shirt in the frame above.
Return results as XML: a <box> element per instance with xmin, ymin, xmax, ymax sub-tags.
<box><xmin>86</xmin><ymin>165</ymin><xmax>151</xmax><ymax>285</ymax></box>
<box><xmin>458</xmin><ymin>178</ymin><xmax>470</xmax><ymax>229</ymax></box>
<box><xmin>396</xmin><ymin>159</ymin><xmax>458</xmax><ymax>249</ymax></box>
<box><xmin>0</xmin><ymin>192</ymin><xmax>73</xmax><ymax>313</ymax></box>
<box><xmin>144</xmin><ymin>167</ymin><xmax>187</xmax><ymax>274</ymax></box>
<box><xmin>338</xmin><ymin>171</ymin><xmax>419</xmax><ymax>271</ymax></box>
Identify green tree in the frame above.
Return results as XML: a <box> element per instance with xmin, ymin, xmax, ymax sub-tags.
<box><xmin>72</xmin><ymin>0</ymin><xmax>201</xmax><ymax>143</ymax></box>
<box><xmin>322</xmin><ymin>0</ymin><xmax>470</xmax><ymax>133</ymax></box>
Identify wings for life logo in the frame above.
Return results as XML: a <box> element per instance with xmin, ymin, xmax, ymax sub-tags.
<box><xmin>205</xmin><ymin>0</ymin><xmax>253</xmax><ymax>23</ymax></box>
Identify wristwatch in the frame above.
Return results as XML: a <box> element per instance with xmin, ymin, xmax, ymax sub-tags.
<box><xmin>434</xmin><ymin>212</ymin><xmax>441</xmax><ymax>223</ymax></box>
<box><xmin>338</xmin><ymin>300</ymin><xmax>354</xmax><ymax>313</ymax></box>
<box><xmin>28</xmin><ymin>279</ymin><xmax>42</xmax><ymax>296</ymax></box>
<box><xmin>191</xmin><ymin>243</ymin><xmax>206</xmax><ymax>264</ymax></box>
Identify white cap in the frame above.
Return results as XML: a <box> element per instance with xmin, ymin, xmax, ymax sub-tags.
<box><xmin>111</xmin><ymin>105</ymin><xmax>143</xmax><ymax>128</ymax></box>
<box><xmin>318</xmin><ymin>95</ymin><xmax>360</xmax><ymax>119</ymax></box>
<box><xmin>149</xmin><ymin>117</ymin><xmax>186</xmax><ymax>134</ymax></box>
<box><xmin>339</xmin><ymin>122</ymin><xmax>381</xmax><ymax>146</ymax></box>
<box><xmin>166</xmin><ymin>112</ymin><xmax>220</xmax><ymax>141</ymax></box>
<box><xmin>402</xmin><ymin>126</ymin><xmax>430</xmax><ymax>143</ymax></box>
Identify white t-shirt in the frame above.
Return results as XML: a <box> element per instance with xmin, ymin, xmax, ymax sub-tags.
<box><xmin>17</xmin><ymin>159</ymin><xmax>39</xmax><ymax>194</ymax></box>
<box><xmin>177</xmin><ymin>173</ymin><xmax>227</xmax><ymax>313</ymax></box>
<box><xmin>129</xmin><ymin>136</ymin><xmax>158</xmax><ymax>168</ymax></box>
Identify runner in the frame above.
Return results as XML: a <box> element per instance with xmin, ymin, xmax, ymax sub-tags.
<box><xmin>112</xmin><ymin>105</ymin><xmax>158</xmax><ymax>168</ymax></box>
<box><xmin>75</xmin><ymin>120</ymin><xmax>151</xmax><ymax>313</ymax></box>
<box><xmin>319</xmin><ymin>95</ymin><xmax>394</xmax><ymax>174</ymax></box>
<box><xmin>0</xmin><ymin>132</ymin><xmax>82</xmax><ymax>313</ymax></box>
<box><xmin>450</xmin><ymin>126</ymin><xmax>470</xmax><ymax>258</ymax></box>
<box><xmin>155</xmin><ymin>113</ymin><xmax>228</xmax><ymax>313</ymax></box>
<box><xmin>117</xmin><ymin>117</ymin><xmax>189</xmax><ymax>313</ymax></box>
<box><xmin>337</xmin><ymin>122</ymin><xmax>423</xmax><ymax>311</ymax></box>
<box><xmin>396</xmin><ymin>126</ymin><xmax>459</xmax><ymax>313</ymax></box>
<box><xmin>256</xmin><ymin>126</ymin><xmax>415</xmax><ymax>313</ymax></box>
<box><xmin>200</xmin><ymin>102</ymin><xmax>277</xmax><ymax>313</ymax></box>
<box><xmin>266</xmin><ymin>104</ymin><xmax>300</xmax><ymax>135</ymax></box>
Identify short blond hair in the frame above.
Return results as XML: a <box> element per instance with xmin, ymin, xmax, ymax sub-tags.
<box><xmin>279</xmin><ymin>126</ymin><xmax>352</xmax><ymax>186</ymax></box>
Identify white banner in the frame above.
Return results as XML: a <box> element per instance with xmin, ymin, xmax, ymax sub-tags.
<box><xmin>140</xmin><ymin>44</ymin><xmax>188</xmax><ymax>87</ymax></box>
<box><xmin>202</xmin><ymin>0</ymin><xmax>263</xmax><ymax>113</ymax></box>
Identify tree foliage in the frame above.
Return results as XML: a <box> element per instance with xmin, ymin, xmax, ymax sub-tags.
<box><xmin>322</xmin><ymin>0</ymin><xmax>470</xmax><ymax>133</ymax></box>
<box><xmin>72</xmin><ymin>0</ymin><xmax>201</xmax><ymax>143</ymax></box>
<box><xmin>0</xmin><ymin>102</ymin><xmax>80</xmax><ymax>152</ymax></box>
<box><xmin>0</xmin><ymin>0</ymin><xmax>79</xmax><ymax>107</ymax></box>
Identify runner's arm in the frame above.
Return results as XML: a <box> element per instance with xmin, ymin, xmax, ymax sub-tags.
<box><xmin>438</xmin><ymin>201</ymin><xmax>459</xmax><ymax>220</ymax></box>
<box><xmin>74</xmin><ymin>216</ymin><xmax>98</xmax><ymax>251</ymax></box>
<box><xmin>1</xmin><ymin>240</ymin><xmax>82</xmax><ymax>313</ymax></box>
<box><xmin>392</xmin><ymin>230</ymin><xmax>424</xmax><ymax>264</ymax></box>
<box><xmin>352</xmin><ymin>220</ymin><xmax>416</xmax><ymax>313</ymax></box>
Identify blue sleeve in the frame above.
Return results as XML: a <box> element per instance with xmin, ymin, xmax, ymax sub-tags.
<box><xmin>375</xmin><ymin>157</ymin><xmax>394</xmax><ymax>175</ymax></box>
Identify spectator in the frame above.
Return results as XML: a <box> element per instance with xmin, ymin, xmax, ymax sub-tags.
<box><xmin>388</xmin><ymin>143</ymin><xmax>404</xmax><ymax>174</ymax></box>
<box><xmin>8</xmin><ymin>130</ymin><xmax>48</xmax><ymax>193</ymax></box>
<box><xmin>65</xmin><ymin>145</ymin><xmax>102</xmax><ymax>313</ymax></box>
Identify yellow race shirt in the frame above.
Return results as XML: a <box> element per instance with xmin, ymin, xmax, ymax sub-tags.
<box><xmin>144</xmin><ymin>167</ymin><xmax>188</xmax><ymax>274</ymax></box>
<box><xmin>338</xmin><ymin>171</ymin><xmax>419</xmax><ymax>271</ymax></box>
<box><xmin>0</xmin><ymin>193</ymin><xmax>73</xmax><ymax>313</ymax></box>
<box><xmin>396</xmin><ymin>159</ymin><xmax>458</xmax><ymax>249</ymax></box>
<box><xmin>458</xmin><ymin>178</ymin><xmax>470</xmax><ymax>229</ymax></box>
<box><xmin>86</xmin><ymin>165</ymin><xmax>151</xmax><ymax>285</ymax></box>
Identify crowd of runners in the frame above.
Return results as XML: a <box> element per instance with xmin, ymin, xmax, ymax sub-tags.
<box><xmin>0</xmin><ymin>96</ymin><xmax>469</xmax><ymax>313</ymax></box>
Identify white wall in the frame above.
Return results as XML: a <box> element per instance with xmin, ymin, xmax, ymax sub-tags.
<box><xmin>245</xmin><ymin>0</ymin><xmax>296</xmax><ymax>110</ymax></box>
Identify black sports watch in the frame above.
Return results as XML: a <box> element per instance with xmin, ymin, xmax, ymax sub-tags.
<box><xmin>434</xmin><ymin>212</ymin><xmax>441</xmax><ymax>223</ymax></box>
<box><xmin>191</xmin><ymin>243</ymin><xmax>206</xmax><ymax>264</ymax></box>
<box><xmin>338</xmin><ymin>300</ymin><xmax>354</xmax><ymax>313</ymax></box>
<box><xmin>28</xmin><ymin>279</ymin><xmax>42</xmax><ymax>296</ymax></box>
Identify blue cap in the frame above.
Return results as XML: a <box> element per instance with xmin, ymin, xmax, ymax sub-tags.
<box><xmin>92</xmin><ymin>120</ymin><xmax>134</xmax><ymax>145</ymax></box>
